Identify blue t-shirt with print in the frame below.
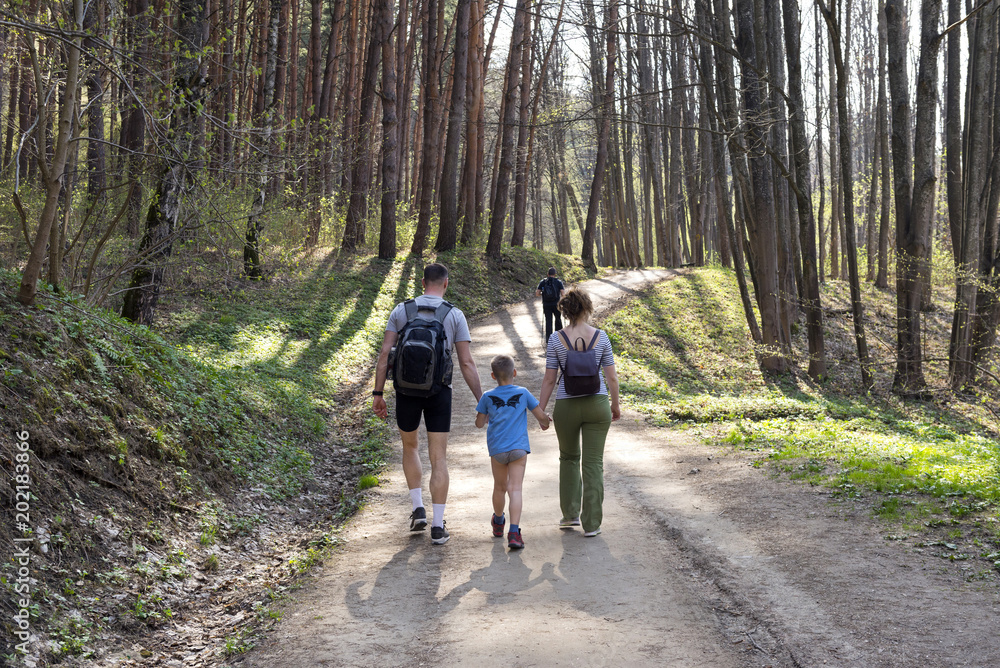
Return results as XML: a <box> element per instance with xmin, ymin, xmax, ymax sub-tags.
<box><xmin>475</xmin><ymin>384</ymin><xmax>539</xmax><ymax>457</ymax></box>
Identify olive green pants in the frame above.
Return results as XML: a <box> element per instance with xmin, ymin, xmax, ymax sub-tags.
<box><xmin>553</xmin><ymin>394</ymin><xmax>612</xmax><ymax>533</ymax></box>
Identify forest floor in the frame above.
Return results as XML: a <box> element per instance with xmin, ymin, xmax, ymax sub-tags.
<box><xmin>233</xmin><ymin>270</ymin><xmax>1000</xmax><ymax>668</ymax></box>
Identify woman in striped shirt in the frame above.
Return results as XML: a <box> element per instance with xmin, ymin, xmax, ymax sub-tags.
<box><xmin>538</xmin><ymin>288</ymin><xmax>621</xmax><ymax>537</ymax></box>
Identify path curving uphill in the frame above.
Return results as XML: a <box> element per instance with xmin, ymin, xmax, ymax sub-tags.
<box><xmin>243</xmin><ymin>269</ymin><xmax>999</xmax><ymax>668</ymax></box>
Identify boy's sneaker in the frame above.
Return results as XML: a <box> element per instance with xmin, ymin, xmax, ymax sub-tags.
<box><xmin>491</xmin><ymin>513</ymin><xmax>505</xmax><ymax>537</ymax></box>
<box><xmin>507</xmin><ymin>529</ymin><xmax>524</xmax><ymax>550</ymax></box>
<box><xmin>559</xmin><ymin>517</ymin><xmax>581</xmax><ymax>529</ymax></box>
<box><xmin>409</xmin><ymin>507</ymin><xmax>427</xmax><ymax>531</ymax></box>
<box><xmin>430</xmin><ymin>522</ymin><xmax>449</xmax><ymax>545</ymax></box>
<box><xmin>583</xmin><ymin>527</ymin><xmax>602</xmax><ymax>537</ymax></box>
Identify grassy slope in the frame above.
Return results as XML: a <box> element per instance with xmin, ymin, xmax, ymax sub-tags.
<box><xmin>603</xmin><ymin>267</ymin><xmax>1000</xmax><ymax>575</ymax></box>
<box><xmin>0</xmin><ymin>247</ymin><xmax>592</xmax><ymax>664</ymax></box>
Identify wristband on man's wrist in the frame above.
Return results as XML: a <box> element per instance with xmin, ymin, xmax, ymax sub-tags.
<box><xmin>372</xmin><ymin>390</ymin><xmax>384</xmax><ymax>396</ymax></box>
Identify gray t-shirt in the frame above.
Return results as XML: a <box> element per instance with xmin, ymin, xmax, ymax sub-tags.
<box><xmin>387</xmin><ymin>295</ymin><xmax>471</xmax><ymax>388</ymax></box>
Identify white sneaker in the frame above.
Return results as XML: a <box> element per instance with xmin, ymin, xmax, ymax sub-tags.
<box><xmin>583</xmin><ymin>528</ymin><xmax>602</xmax><ymax>537</ymax></box>
<box><xmin>559</xmin><ymin>517</ymin><xmax>581</xmax><ymax>529</ymax></box>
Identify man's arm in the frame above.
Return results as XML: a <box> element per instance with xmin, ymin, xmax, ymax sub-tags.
<box><xmin>454</xmin><ymin>340</ymin><xmax>483</xmax><ymax>400</ymax></box>
<box><xmin>372</xmin><ymin>330</ymin><xmax>399</xmax><ymax>419</ymax></box>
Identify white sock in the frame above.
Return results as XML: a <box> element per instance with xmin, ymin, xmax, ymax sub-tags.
<box><xmin>409</xmin><ymin>488</ymin><xmax>423</xmax><ymax>511</ymax></box>
<box><xmin>432</xmin><ymin>503</ymin><xmax>446</xmax><ymax>528</ymax></box>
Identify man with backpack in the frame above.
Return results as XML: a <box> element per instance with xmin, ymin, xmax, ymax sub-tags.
<box><xmin>372</xmin><ymin>263</ymin><xmax>483</xmax><ymax>545</ymax></box>
<box><xmin>536</xmin><ymin>267</ymin><xmax>566</xmax><ymax>343</ymax></box>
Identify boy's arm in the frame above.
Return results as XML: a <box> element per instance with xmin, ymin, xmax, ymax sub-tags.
<box><xmin>475</xmin><ymin>412</ymin><xmax>488</xmax><ymax>428</ymax></box>
<box><xmin>530</xmin><ymin>406</ymin><xmax>550</xmax><ymax>430</ymax></box>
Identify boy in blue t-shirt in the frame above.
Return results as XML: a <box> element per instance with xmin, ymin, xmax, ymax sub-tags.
<box><xmin>475</xmin><ymin>354</ymin><xmax>550</xmax><ymax>549</ymax></box>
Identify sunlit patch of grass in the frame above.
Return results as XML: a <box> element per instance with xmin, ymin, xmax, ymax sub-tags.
<box><xmin>721</xmin><ymin>416</ymin><xmax>1000</xmax><ymax>502</ymax></box>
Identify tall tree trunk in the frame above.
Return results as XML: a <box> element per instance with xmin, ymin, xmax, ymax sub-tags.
<box><xmin>707</xmin><ymin>0</ymin><xmax>762</xmax><ymax>342</ymax></box>
<box><xmin>816</xmin><ymin>5</ymin><xmax>827</xmax><ymax>282</ymax></box>
<box><xmin>876</xmin><ymin>5</ymin><xmax>891</xmax><ymax>289</ymax></box>
<box><xmin>83</xmin><ymin>1</ymin><xmax>106</xmax><ymax>204</ymax></box>
<box><xmin>436</xmin><ymin>0</ymin><xmax>471</xmax><ymax>251</ymax></box>
<box><xmin>821</xmin><ymin>0</ymin><xmax>873</xmax><ymax>390</ymax></box>
<box><xmin>783</xmin><ymin>0</ymin><xmax>827</xmax><ymax>380</ymax></box>
<box><xmin>120</xmin><ymin>0</ymin><xmax>206</xmax><ymax>322</ymax></box>
<box><xmin>510</xmin><ymin>1</ymin><xmax>535</xmax><ymax>247</ymax></box>
<box><xmin>885</xmin><ymin>0</ymin><xmax>925</xmax><ymax>391</ymax></box>
<box><xmin>734</xmin><ymin>0</ymin><xmax>789</xmax><ymax>372</ymax></box>
<box><xmin>243</xmin><ymin>0</ymin><xmax>283</xmax><ymax>277</ymax></box>
<box><xmin>343</xmin><ymin>0</ymin><xmax>385</xmax><ymax>251</ymax></box>
<box><xmin>122</xmin><ymin>0</ymin><xmax>149</xmax><ymax>236</ymax></box>
<box><xmin>485</xmin><ymin>0</ymin><xmax>528</xmax><ymax>260</ymax></box>
<box><xmin>581</xmin><ymin>0</ymin><xmax>618</xmax><ymax>270</ymax></box>
<box><xmin>378</xmin><ymin>0</ymin><xmax>399</xmax><ymax>259</ymax></box>
<box><xmin>950</xmin><ymin>3</ymin><xmax>996</xmax><ymax>389</ymax></box>
<box><xmin>412</xmin><ymin>0</ymin><xmax>441</xmax><ymax>255</ymax></box>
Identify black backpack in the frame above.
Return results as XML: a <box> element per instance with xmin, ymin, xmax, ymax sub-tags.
<box><xmin>390</xmin><ymin>300</ymin><xmax>455</xmax><ymax>397</ymax></box>
<box><xmin>558</xmin><ymin>330</ymin><xmax>601</xmax><ymax>396</ymax></box>
<box><xmin>541</xmin><ymin>277</ymin><xmax>560</xmax><ymax>304</ymax></box>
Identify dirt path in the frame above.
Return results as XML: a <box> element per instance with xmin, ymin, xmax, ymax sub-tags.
<box><xmin>240</xmin><ymin>269</ymin><xmax>999</xmax><ymax>668</ymax></box>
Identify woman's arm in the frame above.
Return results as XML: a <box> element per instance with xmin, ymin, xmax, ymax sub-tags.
<box><xmin>603</xmin><ymin>364</ymin><xmax>621</xmax><ymax>421</ymax></box>
<box><xmin>539</xmin><ymin>368</ymin><xmax>559</xmax><ymax>412</ymax></box>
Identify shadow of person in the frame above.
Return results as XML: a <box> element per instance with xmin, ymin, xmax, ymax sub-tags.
<box><xmin>344</xmin><ymin>536</ymin><xmax>441</xmax><ymax>623</ymax></box>
<box><xmin>344</xmin><ymin>536</ymin><xmax>561</xmax><ymax>628</ymax></box>
<box><xmin>438</xmin><ymin>540</ymin><xmax>560</xmax><ymax>610</ymax></box>
<box><xmin>549</xmin><ymin>530</ymin><xmax>628</xmax><ymax>615</ymax></box>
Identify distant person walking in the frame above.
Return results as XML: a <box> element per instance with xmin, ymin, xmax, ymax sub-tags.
<box><xmin>536</xmin><ymin>267</ymin><xmax>566</xmax><ymax>343</ymax></box>
<box><xmin>539</xmin><ymin>288</ymin><xmax>620</xmax><ymax>537</ymax></box>
<box><xmin>475</xmin><ymin>354</ymin><xmax>551</xmax><ymax>550</ymax></box>
<box><xmin>372</xmin><ymin>263</ymin><xmax>484</xmax><ymax>545</ymax></box>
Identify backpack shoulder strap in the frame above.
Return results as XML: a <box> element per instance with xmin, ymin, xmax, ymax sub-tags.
<box><xmin>433</xmin><ymin>300</ymin><xmax>454</xmax><ymax>324</ymax></box>
<box><xmin>586</xmin><ymin>330</ymin><xmax>600</xmax><ymax>350</ymax></box>
<box><xmin>403</xmin><ymin>299</ymin><xmax>419</xmax><ymax>321</ymax></box>
<box><xmin>559</xmin><ymin>330</ymin><xmax>572</xmax><ymax>349</ymax></box>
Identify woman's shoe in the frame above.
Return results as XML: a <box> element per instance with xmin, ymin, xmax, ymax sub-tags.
<box><xmin>583</xmin><ymin>528</ymin><xmax>601</xmax><ymax>537</ymax></box>
<box><xmin>559</xmin><ymin>517</ymin><xmax>581</xmax><ymax>529</ymax></box>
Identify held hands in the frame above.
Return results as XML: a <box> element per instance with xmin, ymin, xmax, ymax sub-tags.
<box><xmin>539</xmin><ymin>412</ymin><xmax>552</xmax><ymax>430</ymax></box>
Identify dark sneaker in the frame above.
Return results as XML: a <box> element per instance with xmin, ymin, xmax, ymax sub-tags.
<box><xmin>430</xmin><ymin>522</ymin><xmax>449</xmax><ymax>545</ymax></box>
<box><xmin>507</xmin><ymin>529</ymin><xmax>524</xmax><ymax>550</ymax></box>
<box><xmin>491</xmin><ymin>513</ymin><xmax>505</xmax><ymax>537</ymax></box>
<box><xmin>409</xmin><ymin>507</ymin><xmax>427</xmax><ymax>531</ymax></box>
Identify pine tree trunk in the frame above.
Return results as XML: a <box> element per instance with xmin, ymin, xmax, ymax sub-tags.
<box><xmin>581</xmin><ymin>0</ymin><xmax>618</xmax><ymax>270</ymax></box>
<box><xmin>378</xmin><ymin>0</ymin><xmax>399</xmax><ymax>259</ymax></box>
<box><xmin>436</xmin><ymin>0</ymin><xmax>471</xmax><ymax>251</ymax></box>
<box><xmin>485</xmin><ymin>0</ymin><xmax>528</xmax><ymax>260</ymax></box>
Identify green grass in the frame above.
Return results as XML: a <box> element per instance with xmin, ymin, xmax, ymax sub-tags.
<box><xmin>604</xmin><ymin>266</ymin><xmax>1000</xmax><ymax>515</ymax></box>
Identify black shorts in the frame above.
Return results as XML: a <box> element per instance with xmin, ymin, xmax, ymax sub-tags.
<box><xmin>395</xmin><ymin>387</ymin><xmax>453</xmax><ymax>433</ymax></box>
